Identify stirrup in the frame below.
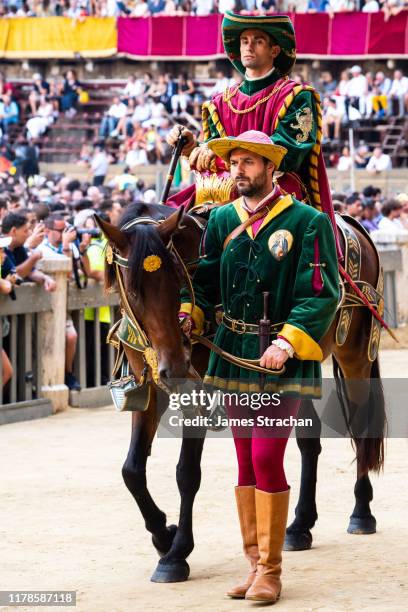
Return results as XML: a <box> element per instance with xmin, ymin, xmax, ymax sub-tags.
<box><xmin>108</xmin><ymin>356</ymin><xmax>151</xmax><ymax>412</ymax></box>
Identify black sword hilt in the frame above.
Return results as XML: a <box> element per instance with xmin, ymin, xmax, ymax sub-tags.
<box><xmin>259</xmin><ymin>292</ymin><xmax>271</xmax><ymax>390</ymax></box>
<box><xmin>159</xmin><ymin>129</ymin><xmax>188</xmax><ymax>205</ymax></box>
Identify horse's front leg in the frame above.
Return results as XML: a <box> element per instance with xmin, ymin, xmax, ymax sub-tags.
<box><xmin>122</xmin><ymin>395</ymin><xmax>177</xmax><ymax>557</ymax></box>
<box><xmin>151</xmin><ymin>425</ymin><xmax>206</xmax><ymax>583</ymax></box>
<box><xmin>285</xmin><ymin>399</ymin><xmax>322</xmax><ymax>551</ymax></box>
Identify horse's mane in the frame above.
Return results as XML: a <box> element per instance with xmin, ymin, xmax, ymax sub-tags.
<box><xmin>105</xmin><ymin>201</ymin><xmax>178</xmax><ymax>298</ymax></box>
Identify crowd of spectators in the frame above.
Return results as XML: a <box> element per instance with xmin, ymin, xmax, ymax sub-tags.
<box><xmin>319</xmin><ymin>67</ymin><xmax>408</xmax><ymax>129</ymax></box>
<box><xmin>316</xmin><ymin>66</ymin><xmax>408</xmax><ymax>171</ymax></box>
<box><xmin>0</xmin><ymin>162</ymin><xmax>407</xmax><ymax>395</ymax></box>
<box><xmin>332</xmin><ymin>185</ymin><xmax>408</xmax><ymax>236</ymax></box>
<box><xmin>95</xmin><ymin>71</ymin><xmax>213</xmax><ymax>170</ymax></box>
<box><xmin>331</xmin><ymin>145</ymin><xmax>393</xmax><ymax>172</ymax></box>
<box><xmin>0</xmin><ymin>0</ymin><xmax>406</xmax><ymax>18</ymax></box>
<box><xmin>0</xmin><ymin>62</ymin><xmax>406</xmax><ymax>182</ymax></box>
<box><xmin>0</xmin><ymin>168</ymin><xmax>162</xmax><ymax>394</ymax></box>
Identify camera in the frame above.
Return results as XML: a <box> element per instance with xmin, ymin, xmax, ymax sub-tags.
<box><xmin>76</xmin><ymin>228</ymin><xmax>101</xmax><ymax>238</ymax></box>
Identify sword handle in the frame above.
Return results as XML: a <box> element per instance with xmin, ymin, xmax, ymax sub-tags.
<box><xmin>262</xmin><ymin>291</ymin><xmax>269</xmax><ymax>322</ymax></box>
<box><xmin>259</xmin><ymin>292</ymin><xmax>271</xmax><ymax>390</ymax></box>
<box><xmin>159</xmin><ymin>129</ymin><xmax>188</xmax><ymax>205</ymax></box>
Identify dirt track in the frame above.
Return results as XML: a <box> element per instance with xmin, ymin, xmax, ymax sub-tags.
<box><xmin>1</xmin><ymin>350</ymin><xmax>407</xmax><ymax>611</ymax></box>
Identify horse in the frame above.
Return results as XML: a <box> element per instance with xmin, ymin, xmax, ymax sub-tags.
<box><xmin>95</xmin><ymin>199</ymin><xmax>386</xmax><ymax>582</ymax></box>
<box><xmin>96</xmin><ymin>202</ymin><xmax>209</xmax><ymax>583</ymax></box>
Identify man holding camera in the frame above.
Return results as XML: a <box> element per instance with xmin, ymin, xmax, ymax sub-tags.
<box><xmin>1</xmin><ymin>212</ymin><xmax>56</xmax><ymax>292</ymax></box>
<box><xmin>35</xmin><ymin>213</ymin><xmax>93</xmax><ymax>391</ymax></box>
<box><xmin>36</xmin><ymin>214</ymin><xmax>91</xmax><ymax>260</ymax></box>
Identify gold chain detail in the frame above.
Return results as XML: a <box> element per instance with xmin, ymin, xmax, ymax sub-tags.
<box><xmin>223</xmin><ymin>76</ymin><xmax>289</xmax><ymax>115</ymax></box>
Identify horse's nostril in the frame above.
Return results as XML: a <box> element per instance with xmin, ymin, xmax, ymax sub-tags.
<box><xmin>159</xmin><ymin>368</ymin><xmax>170</xmax><ymax>380</ymax></box>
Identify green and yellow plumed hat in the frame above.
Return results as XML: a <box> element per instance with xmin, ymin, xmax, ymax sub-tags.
<box><xmin>222</xmin><ymin>11</ymin><xmax>296</xmax><ymax>77</ymax></box>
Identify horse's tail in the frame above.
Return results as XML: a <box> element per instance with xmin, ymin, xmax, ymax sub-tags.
<box><xmin>332</xmin><ymin>356</ymin><xmax>386</xmax><ymax>474</ymax></box>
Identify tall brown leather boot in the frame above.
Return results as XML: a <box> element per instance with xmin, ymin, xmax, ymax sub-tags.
<box><xmin>245</xmin><ymin>488</ymin><xmax>290</xmax><ymax>604</ymax></box>
<box><xmin>226</xmin><ymin>486</ymin><xmax>259</xmax><ymax>599</ymax></box>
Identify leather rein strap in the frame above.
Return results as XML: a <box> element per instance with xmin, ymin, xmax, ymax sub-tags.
<box><xmin>223</xmin><ymin>196</ymin><xmax>285</xmax><ymax>252</ymax></box>
<box><xmin>192</xmin><ymin>333</ymin><xmax>284</xmax><ymax>376</ymax></box>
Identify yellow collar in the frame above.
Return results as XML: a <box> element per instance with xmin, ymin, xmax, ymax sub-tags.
<box><xmin>232</xmin><ymin>194</ymin><xmax>293</xmax><ymax>240</ymax></box>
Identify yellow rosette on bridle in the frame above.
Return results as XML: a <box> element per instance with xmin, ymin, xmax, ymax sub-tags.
<box><xmin>143</xmin><ymin>255</ymin><xmax>162</xmax><ymax>272</ymax></box>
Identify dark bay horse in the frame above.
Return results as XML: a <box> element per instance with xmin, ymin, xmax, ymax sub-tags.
<box><xmin>96</xmin><ymin>200</ymin><xmax>385</xmax><ymax>582</ymax></box>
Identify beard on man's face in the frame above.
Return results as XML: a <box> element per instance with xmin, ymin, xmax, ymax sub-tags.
<box><xmin>235</xmin><ymin>170</ymin><xmax>267</xmax><ymax>197</ymax></box>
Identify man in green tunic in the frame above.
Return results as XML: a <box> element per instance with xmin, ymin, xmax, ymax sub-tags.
<box><xmin>179</xmin><ymin>130</ymin><xmax>339</xmax><ymax>604</ymax></box>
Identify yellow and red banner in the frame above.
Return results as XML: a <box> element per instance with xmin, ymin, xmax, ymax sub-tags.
<box><xmin>0</xmin><ymin>17</ymin><xmax>116</xmax><ymax>59</ymax></box>
<box><xmin>0</xmin><ymin>13</ymin><xmax>406</xmax><ymax>60</ymax></box>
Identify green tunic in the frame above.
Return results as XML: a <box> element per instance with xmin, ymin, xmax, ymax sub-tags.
<box><xmin>182</xmin><ymin>194</ymin><xmax>339</xmax><ymax>397</ymax></box>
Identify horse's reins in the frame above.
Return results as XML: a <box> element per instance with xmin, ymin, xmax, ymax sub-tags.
<box><xmin>107</xmin><ymin>215</ymin><xmax>284</xmax><ymax>394</ymax></box>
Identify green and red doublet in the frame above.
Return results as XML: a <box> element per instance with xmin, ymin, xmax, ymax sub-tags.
<box><xmin>202</xmin><ymin>71</ymin><xmax>338</xmax><ymax>238</ymax></box>
<box><xmin>169</xmin><ymin>70</ymin><xmax>340</xmax><ymax>254</ymax></box>
<box><xmin>181</xmin><ymin>193</ymin><xmax>339</xmax><ymax>397</ymax></box>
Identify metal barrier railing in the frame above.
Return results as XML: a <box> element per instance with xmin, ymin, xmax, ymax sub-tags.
<box><xmin>68</xmin><ymin>282</ymin><xmax>119</xmax><ymax>407</ymax></box>
<box><xmin>0</xmin><ymin>284</ymin><xmax>53</xmax><ymax>420</ymax></box>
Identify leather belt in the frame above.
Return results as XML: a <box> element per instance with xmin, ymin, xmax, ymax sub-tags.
<box><xmin>221</xmin><ymin>313</ymin><xmax>283</xmax><ymax>336</ymax></box>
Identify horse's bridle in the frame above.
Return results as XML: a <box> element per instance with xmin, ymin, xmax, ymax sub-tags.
<box><xmin>107</xmin><ymin>215</ymin><xmax>285</xmax><ymax>394</ymax></box>
<box><xmin>107</xmin><ymin>216</ymin><xmax>198</xmax><ymax>394</ymax></box>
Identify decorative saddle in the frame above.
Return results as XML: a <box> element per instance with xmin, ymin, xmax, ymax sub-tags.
<box><xmin>335</xmin><ymin>214</ymin><xmax>384</xmax><ymax>362</ymax></box>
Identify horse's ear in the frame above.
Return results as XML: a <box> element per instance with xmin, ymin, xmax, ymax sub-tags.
<box><xmin>157</xmin><ymin>207</ymin><xmax>185</xmax><ymax>245</ymax></box>
<box><xmin>94</xmin><ymin>214</ymin><xmax>129</xmax><ymax>252</ymax></box>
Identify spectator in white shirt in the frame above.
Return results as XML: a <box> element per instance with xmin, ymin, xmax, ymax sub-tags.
<box><xmin>362</xmin><ymin>0</ymin><xmax>379</xmax><ymax>11</ymax></box>
<box><xmin>346</xmin><ymin>65</ymin><xmax>367</xmax><ymax>118</ymax></box>
<box><xmin>125</xmin><ymin>141</ymin><xmax>148</xmax><ymax>168</ymax></box>
<box><xmin>26</xmin><ymin>96</ymin><xmax>55</xmax><ymax>140</ymax></box>
<box><xmin>326</xmin><ymin>0</ymin><xmax>355</xmax><ymax>15</ymax></box>
<box><xmin>322</xmin><ymin>97</ymin><xmax>343</xmax><ymax>140</ymax></box>
<box><xmin>389</xmin><ymin>70</ymin><xmax>408</xmax><ymax>116</ymax></box>
<box><xmin>337</xmin><ymin>146</ymin><xmax>353</xmax><ymax>172</ymax></box>
<box><xmin>36</xmin><ymin>213</ymin><xmax>86</xmax><ymax>392</ymax></box>
<box><xmin>132</xmin><ymin>0</ymin><xmax>150</xmax><ymax>16</ymax></box>
<box><xmin>210</xmin><ymin>70</ymin><xmax>234</xmax><ymax>96</ymax></box>
<box><xmin>91</xmin><ymin>144</ymin><xmax>109</xmax><ymax>186</ymax></box>
<box><xmin>377</xmin><ymin>200</ymin><xmax>407</xmax><ymax>234</ymax></box>
<box><xmin>99</xmin><ymin>96</ymin><xmax>127</xmax><ymax>138</ymax></box>
<box><xmin>371</xmin><ymin>71</ymin><xmax>392</xmax><ymax>117</ymax></box>
<box><xmin>218</xmin><ymin>0</ymin><xmax>236</xmax><ymax>13</ymax></box>
<box><xmin>195</xmin><ymin>0</ymin><xmax>214</xmax><ymax>15</ymax></box>
<box><xmin>142</xmin><ymin>100</ymin><xmax>166</xmax><ymax>128</ymax></box>
<box><xmin>395</xmin><ymin>192</ymin><xmax>408</xmax><ymax>229</ymax></box>
<box><xmin>132</xmin><ymin>97</ymin><xmax>152</xmax><ymax>125</ymax></box>
<box><xmin>122</xmin><ymin>75</ymin><xmax>144</xmax><ymax>101</ymax></box>
<box><xmin>366</xmin><ymin>147</ymin><xmax>392</xmax><ymax>173</ymax></box>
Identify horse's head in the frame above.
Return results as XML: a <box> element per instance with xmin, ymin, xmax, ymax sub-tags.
<box><xmin>96</xmin><ymin>205</ymin><xmax>192</xmax><ymax>384</ymax></box>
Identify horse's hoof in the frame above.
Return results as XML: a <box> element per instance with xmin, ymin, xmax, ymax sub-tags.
<box><xmin>284</xmin><ymin>529</ymin><xmax>313</xmax><ymax>551</ymax></box>
<box><xmin>150</xmin><ymin>559</ymin><xmax>190</xmax><ymax>583</ymax></box>
<box><xmin>347</xmin><ymin>515</ymin><xmax>376</xmax><ymax>535</ymax></box>
<box><xmin>152</xmin><ymin>524</ymin><xmax>178</xmax><ymax>557</ymax></box>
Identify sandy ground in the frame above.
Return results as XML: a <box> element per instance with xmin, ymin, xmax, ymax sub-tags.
<box><xmin>1</xmin><ymin>350</ymin><xmax>407</xmax><ymax>612</ymax></box>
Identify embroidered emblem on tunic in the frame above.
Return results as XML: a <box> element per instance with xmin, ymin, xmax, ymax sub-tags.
<box><xmin>268</xmin><ymin>230</ymin><xmax>293</xmax><ymax>261</ymax></box>
<box><xmin>290</xmin><ymin>107</ymin><xmax>313</xmax><ymax>144</ymax></box>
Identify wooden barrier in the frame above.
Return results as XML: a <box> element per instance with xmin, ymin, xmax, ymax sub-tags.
<box><xmin>0</xmin><ymin>283</ymin><xmax>53</xmax><ymax>424</ymax></box>
<box><xmin>1</xmin><ymin>255</ymin><xmax>119</xmax><ymax>423</ymax></box>
<box><xmin>68</xmin><ymin>283</ymin><xmax>118</xmax><ymax>408</ymax></box>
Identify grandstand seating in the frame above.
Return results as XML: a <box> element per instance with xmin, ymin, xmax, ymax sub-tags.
<box><xmin>8</xmin><ymin>78</ymin><xmax>408</xmax><ymax>169</ymax></box>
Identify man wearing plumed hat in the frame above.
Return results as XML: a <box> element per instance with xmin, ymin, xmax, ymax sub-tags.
<box><xmin>167</xmin><ymin>11</ymin><xmax>339</xmax><ymax>250</ymax></box>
